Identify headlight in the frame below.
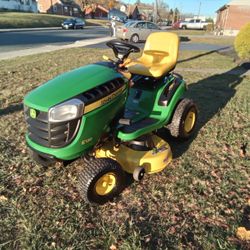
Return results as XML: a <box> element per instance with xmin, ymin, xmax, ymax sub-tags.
<box><xmin>48</xmin><ymin>99</ymin><xmax>84</xmax><ymax>123</ymax></box>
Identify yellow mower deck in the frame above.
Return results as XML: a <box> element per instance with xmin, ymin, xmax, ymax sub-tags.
<box><xmin>96</xmin><ymin>135</ymin><xmax>172</xmax><ymax>174</ymax></box>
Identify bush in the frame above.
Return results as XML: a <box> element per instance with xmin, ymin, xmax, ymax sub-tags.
<box><xmin>205</xmin><ymin>23</ymin><xmax>214</xmax><ymax>32</ymax></box>
<box><xmin>234</xmin><ymin>22</ymin><xmax>250</xmax><ymax>60</ymax></box>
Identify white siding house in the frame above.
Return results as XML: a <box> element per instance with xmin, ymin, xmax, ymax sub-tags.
<box><xmin>0</xmin><ymin>0</ymin><xmax>38</xmax><ymax>12</ymax></box>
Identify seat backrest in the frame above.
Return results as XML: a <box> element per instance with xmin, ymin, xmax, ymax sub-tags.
<box><xmin>143</xmin><ymin>32</ymin><xmax>179</xmax><ymax>67</ymax></box>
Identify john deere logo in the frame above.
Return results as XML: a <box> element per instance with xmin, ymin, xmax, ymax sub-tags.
<box><xmin>29</xmin><ymin>108</ymin><xmax>37</xmax><ymax>119</ymax></box>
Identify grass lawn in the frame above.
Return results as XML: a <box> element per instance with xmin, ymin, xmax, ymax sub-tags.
<box><xmin>0</xmin><ymin>47</ymin><xmax>249</xmax><ymax>249</ymax></box>
<box><xmin>187</xmin><ymin>37</ymin><xmax>235</xmax><ymax>46</ymax></box>
<box><xmin>0</xmin><ymin>12</ymin><xmax>107</xmax><ymax>29</ymax></box>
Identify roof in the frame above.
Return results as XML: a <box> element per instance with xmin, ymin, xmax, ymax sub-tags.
<box><xmin>216</xmin><ymin>0</ymin><xmax>250</xmax><ymax>12</ymax></box>
<box><xmin>60</xmin><ymin>0</ymin><xmax>79</xmax><ymax>7</ymax></box>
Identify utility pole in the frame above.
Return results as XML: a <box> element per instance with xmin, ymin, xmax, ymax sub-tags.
<box><xmin>198</xmin><ymin>1</ymin><xmax>201</xmax><ymax>18</ymax></box>
<box><xmin>154</xmin><ymin>0</ymin><xmax>158</xmax><ymax>23</ymax></box>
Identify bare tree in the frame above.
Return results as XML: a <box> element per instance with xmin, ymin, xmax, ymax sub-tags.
<box><xmin>157</xmin><ymin>0</ymin><xmax>169</xmax><ymax>20</ymax></box>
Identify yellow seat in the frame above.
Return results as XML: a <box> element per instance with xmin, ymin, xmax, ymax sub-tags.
<box><xmin>127</xmin><ymin>32</ymin><xmax>179</xmax><ymax>78</ymax></box>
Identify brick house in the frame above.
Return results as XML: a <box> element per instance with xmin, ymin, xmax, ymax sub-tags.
<box><xmin>37</xmin><ymin>0</ymin><xmax>82</xmax><ymax>17</ymax></box>
<box><xmin>84</xmin><ymin>4</ymin><xmax>108</xmax><ymax>19</ymax></box>
<box><xmin>216</xmin><ymin>0</ymin><xmax>250</xmax><ymax>36</ymax></box>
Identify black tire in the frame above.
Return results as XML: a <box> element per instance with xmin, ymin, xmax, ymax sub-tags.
<box><xmin>182</xmin><ymin>25</ymin><xmax>187</xmax><ymax>30</ymax></box>
<box><xmin>78</xmin><ymin>157</ymin><xmax>125</xmax><ymax>204</ymax></box>
<box><xmin>168</xmin><ymin>98</ymin><xmax>198</xmax><ymax>139</ymax></box>
<box><xmin>130</xmin><ymin>34</ymin><xmax>139</xmax><ymax>43</ymax></box>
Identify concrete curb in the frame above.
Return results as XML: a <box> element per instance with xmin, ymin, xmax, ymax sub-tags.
<box><xmin>0</xmin><ymin>25</ymin><xmax>107</xmax><ymax>33</ymax></box>
<box><xmin>0</xmin><ymin>36</ymin><xmax>112</xmax><ymax>60</ymax></box>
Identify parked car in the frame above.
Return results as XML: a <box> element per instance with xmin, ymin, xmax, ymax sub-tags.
<box><xmin>157</xmin><ymin>20</ymin><xmax>172</xmax><ymax>27</ymax></box>
<box><xmin>61</xmin><ymin>18</ymin><xmax>85</xmax><ymax>29</ymax></box>
<box><xmin>108</xmin><ymin>8</ymin><xmax>128</xmax><ymax>23</ymax></box>
<box><xmin>179</xmin><ymin>19</ymin><xmax>209</xmax><ymax>30</ymax></box>
<box><xmin>172</xmin><ymin>20</ymin><xmax>182</xmax><ymax>29</ymax></box>
<box><xmin>116</xmin><ymin>21</ymin><xmax>161</xmax><ymax>43</ymax></box>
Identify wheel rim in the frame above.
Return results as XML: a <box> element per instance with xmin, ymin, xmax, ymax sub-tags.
<box><xmin>132</xmin><ymin>35</ymin><xmax>138</xmax><ymax>43</ymax></box>
<box><xmin>184</xmin><ymin>110</ymin><xmax>196</xmax><ymax>133</ymax></box>
<box><xmin>95</xmin><ymin>172</ymin><xmax>116</xmax><ymax>196</ymax></box>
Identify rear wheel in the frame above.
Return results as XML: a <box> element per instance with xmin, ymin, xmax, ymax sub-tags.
<box><xmin>168</xmin><ymin>98</ymin><xmax>198</xmax><ymax>140</ymax></box>
<box><xmin>131</xmin><ymin>34</ymin><xmax>139</xmax><ymax>43</ymax></box>
<box><xmin>78</xmin><ymin>157</ymin><xmax>125</xmax><ymax>204</ymax></box>
<box><xmin>182</xmin><ymin>25</ymin><xmax>187</xmax><ymax>30</ymax></box>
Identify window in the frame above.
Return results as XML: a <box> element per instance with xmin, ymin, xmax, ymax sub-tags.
<box><xmin>124</xmin><ymin>21</ymin><xmax>136</xmax><ymax>27</ymax></box>
<box><xmin>189</xmin><ymin>19</ymin><xmax>195</xmax><ymax>23</ymax></box>
<box><xmin>195</xmin><ymin>19</ymin><xmax>201</xmax><ymax>23</ymax></box>
<box><xmin>73</xmin><ymin>7</ymin><xmax>78</xmax><ymax>13</ymax></box>
<box><xmin>64</xmin><ymin>6</ymin><xmax>68</xmax><ymax>11</ymax></box>
<box><xmin>147</xmin><ymin>22</ymin><xmax>159</xmax><ymax>30</ymax></box>
<box><xmin>136</xmin><ymin>22</ymin><xmax>147</xmax><ymax>29</ymax></box>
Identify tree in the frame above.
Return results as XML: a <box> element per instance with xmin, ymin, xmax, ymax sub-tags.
<box><xmin>173</xmin><ymin>7</ymin><xmax>180</xmax><ymax>22</ymax></box>
<box><xmin>108</xmin><ymin>0</ymin><xmax>115</xmax><ymax>9</ymax></box>
<box><xmin>168</xmin><ymin>8</ymin><xmax>173</xmax><ymax>20</ymax></box>
<box><xmin>206</xmin><ymin>17</ymin><xmax>214</xmax><ymax>23</ymax></box>
<box><xmin>157</xmin><ymin>0</ymin><xmax>169</xmax><ymax>21</ymax></box>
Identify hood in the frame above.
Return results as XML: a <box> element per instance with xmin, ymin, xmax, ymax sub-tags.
<box><xmin>24</xmin><ymin>64</ymin><xmax>120</xmax><ymax>111</ymax></box>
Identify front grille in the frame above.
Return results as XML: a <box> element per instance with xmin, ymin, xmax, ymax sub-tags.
<box><xmin>25</xmin><ymin>108</ymin><xmax>80</xmax><ymax>148</ymax></box>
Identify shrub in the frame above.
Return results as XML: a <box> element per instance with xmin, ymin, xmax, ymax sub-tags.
<box><xmin>234</xmin><ymin>22</ymin><xmax>250</xmax><ymax>60</ymax></box>
<box><xmin>205</xmin><ymin>23</ymin><xmax>214</xmax><ymax>32</ymax></box>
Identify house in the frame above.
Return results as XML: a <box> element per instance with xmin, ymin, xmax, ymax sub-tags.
<box><xmin>117</xmin><ymin>3</ymin><xmax>153</xmax><ymax>21</ymax></box>
<box><xmin>127</xmin><ymin>5</ymin><xmax>140</xmax><ymax>20</ymax></box>
<box><xmin>216</xmin><ymin>0</ymin><xmax>250</xmax><ymax>36</ymax></box>
<box><xmin>0</xmin><ymin>0</ymin><xmax>38</xmax><ymax>12</ymax></box>
<box><xmin>37</xmin><ymin>0</ymin><xmax>82</xmax><ymax>17</ymax></box>
<box><xmin>84</xmin><ymin>4</ymin><xmax>108</xmax><ymax>19</ymax></box>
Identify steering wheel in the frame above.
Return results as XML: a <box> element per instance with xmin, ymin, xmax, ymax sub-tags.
<box><xmin>144</xmin><ymin>50</ymin><xmax>169</xmax><ymax>57</ymax></box>
<box><xmin>106</xmin><ymin>40</ymin><xmax>140</xmax><ymax>61</ymax></box>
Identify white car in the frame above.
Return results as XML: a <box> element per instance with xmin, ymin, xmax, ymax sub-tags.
<box><xmin>179</xmin><ymin>19</ymin><xmax>209</xmax><ymax>30</ymax></box>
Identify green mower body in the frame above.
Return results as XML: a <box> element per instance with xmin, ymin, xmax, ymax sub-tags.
<box><xmin>24</xmin><ymin>63</ymin><xmax>186</xmax><ymax>164</ymax></box>
<box><xmin>24</xmin><ymin>63</ymin><xmax>128</xmax><ymax>162</ymax></box>
<box><xmin>23</xmin><ymin>35</ymin><xmax>198</xmax><ymax>204</ymax></box>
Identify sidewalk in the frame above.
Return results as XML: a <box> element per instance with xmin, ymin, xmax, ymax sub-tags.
<box><xmin>175</xmin><ymin>67</ymin><xmax>250</xmax><ymax>76</ymax></box>
<box><xmin>0</xmin><ymin>25</ymin><xmax>106</xmax><ymax>33</ymax></box>
<box><xmin>0</xmin><ymin>36</ymin><xmax>112</xmax><ymax>60</ymax></box>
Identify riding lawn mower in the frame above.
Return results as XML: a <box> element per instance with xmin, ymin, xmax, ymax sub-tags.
<box><xmin>23</xmin><ymin>32</ymin><xmax>198</xmax><ymax>204</ymax></box>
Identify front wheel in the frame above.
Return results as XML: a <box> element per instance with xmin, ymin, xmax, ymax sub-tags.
<box><xmin>130</xmin><ymin>34</ymin><xmax>139</xmax><ymax>43</ymax></box>
<box><xmin>167</xmin><ymin>98</ymin><xmax>198</xmax><ymax>140</ymax></box>
<box><xmin>78</xmin><ymin>157</ymin><xmax>125</xmax><ymax>204</ymax></box>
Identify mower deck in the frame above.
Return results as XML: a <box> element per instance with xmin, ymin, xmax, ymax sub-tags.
<box><xmin>96</xmin><ymin>134</ymin><xmax>172</xmax><ymax>174</ymax></box>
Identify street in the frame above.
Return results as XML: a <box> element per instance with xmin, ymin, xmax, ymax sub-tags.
<box><xmin>0</xmin><ymin>26</ymin><xmax>109</xmax><ymax>53</ymax></box>
<box><xmin>0</xmin><ymin>27</ymin><xmax>231</xmax><ymax>60</ymax></box>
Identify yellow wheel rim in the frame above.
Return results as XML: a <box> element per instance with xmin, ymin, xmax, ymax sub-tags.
<box><xmin>184</xmin><ymin>110</ymin><xmax>196</xmax><ymax>133</ymax></box>
<box><xmin>95</xmin><ymin>172</ymin><xmax>116</xmax><ymax>196</ymax></box>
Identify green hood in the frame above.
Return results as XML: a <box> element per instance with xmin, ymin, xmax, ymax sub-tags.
<box><xmin>24</xmin><ymin>64</ymin><xmax>120</xmax><ymax>111</ymax></box>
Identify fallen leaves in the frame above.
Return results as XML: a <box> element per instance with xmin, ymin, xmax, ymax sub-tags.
<box><xmin>0</xmin><ymin>195</ymin><xmax>8</xmax><ymax>202</ymax></box>
<box><xmin>236</xmin><ymin>227</ymin><xmax>250</xmax><ymax>241</ymax></box>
